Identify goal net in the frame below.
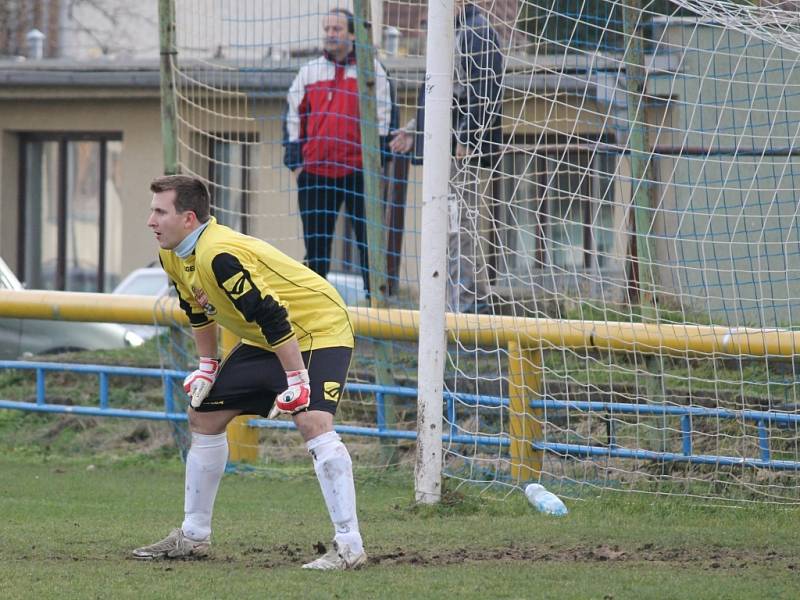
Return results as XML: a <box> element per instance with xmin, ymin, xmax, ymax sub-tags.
<box><xmin>162</xmin><ymin>0</ymin><xmax>800</xmax><ymax>503</ymax></box>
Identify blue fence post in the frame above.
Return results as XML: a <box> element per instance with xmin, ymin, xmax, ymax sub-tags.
<box><xmin>446</xmin><ymin>393</ymin><xmax>456</xmax><ymax>440</ymax></box>
<box><xmin>680</xmin><ymin>414</ymin><xmax>692</xmax><ymax>456</ymax></box>
<box><xmin>36</xmin><ymin>368</ymin><xmax>45</xmax><ymax>406</ymax></box>
<box><xmin>758</xmin><ymin>420</ymin><xmax>770</xmax><ymax>462</ymax></box>
<box><xmin>164</xmin><ymin>375</ymin><xmax>175</xmax><ymax>414</ymax></box>
<box><xmin>376</xmin><ymin>392</ymin><xmax>386</xmax><ymax>432</ymax></box>
<box><xmin>607</xmin><ymin>412</ymin><xmax>617</xmax><ymax>448</ymax></box>
<box><xmin>99</xmin><ymin>372</ymin><xmax>109</xmax><ymax>409</ymax></box>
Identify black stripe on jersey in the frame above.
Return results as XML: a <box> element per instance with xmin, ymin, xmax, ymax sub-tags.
<box><xmin>211</xmin><ymin>252</ymin><xmax>293</xmax><ymax>346</ymax></box>
<box><xmin>161</xmin><ymin>255</ymin><xmax>211</xmax><ymax>327</ymax></box>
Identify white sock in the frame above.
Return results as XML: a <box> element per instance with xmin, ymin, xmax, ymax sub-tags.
<box><xmin>307</xmin><ymin>431</ymin><xmax>363</xmax><ymax>554</ymax></box>
<box><xmin>181</xmin><ymin>432</ymin><xmax>228</xmax><ymax>541</ymax></box>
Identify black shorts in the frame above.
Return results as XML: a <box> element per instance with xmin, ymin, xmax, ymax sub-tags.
<box><xmin>194</xmin><ymin>344</ymin><xmax>352</xmax><ymax>417</ymax></box>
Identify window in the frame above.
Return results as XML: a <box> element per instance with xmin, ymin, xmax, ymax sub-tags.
<box><xmin>518</xmin><ymin>1</ymin><xmax>693</xmax><ymax>54</ymax></box>
<box><xmin>208</xmin><ymin>134</ymin><xmax>257</xmax><ymax>233</ymax></box>
<box><xmin>498</xmin><ymin>140</ymin><xmax>616</xmax><ymax>276</ymax></box>
<box><xmin>19</xmin><ymin>132</ymin><xmax>123</xmax><ymax>292</ymax></box>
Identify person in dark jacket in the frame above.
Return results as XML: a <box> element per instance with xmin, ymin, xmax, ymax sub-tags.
<box><xmin>283</xmin><ymin>8</ymin><xmax>392</xmax><ymax>296</ymax></box>
<box><xmin>391</xmin><ymin>1</ymin><xmax>503</xmax><ymax>312</ymax></box>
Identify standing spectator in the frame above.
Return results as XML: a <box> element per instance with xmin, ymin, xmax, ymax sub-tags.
<box><xmin>283</xmin><ymin>8</ymin><xmax>392</xmax><ymax>296</ymax></box>
<box><xmin>391</xmin><ymin>0</ymin><xmax>503</xmax><ymax>313</ymax></box>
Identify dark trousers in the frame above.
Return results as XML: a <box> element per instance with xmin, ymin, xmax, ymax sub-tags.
<box><xmin>297</xmin><ymin>170</ymin><xmax>370</xmax><ymax>294</ymax></box>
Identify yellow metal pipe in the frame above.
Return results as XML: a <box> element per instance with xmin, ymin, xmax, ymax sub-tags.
<box><xmin>4</xmin><ymin>289</ymin><xmax>796</xmax><ymax>476</ymax></box>
<box><xmin>507</xmin><ymin>342</ymin><xmax>543</xmax><ymax>482</ymax></box>
<box><xmin>351</xmin><ymin>307</ymin><xmax>800</xmax><ymax>356</ymax></box>
<box><xmin>526</xmin><ymin>347</ymin><xmax>544</xmax><ymax>478</ymax></box>
<box><xmin>2</xmin><ymin>290</ymin><xmax>800</xmax><ymax>357</ymax></box>
<box><xmin>0</xmin><ymin>290</ymin><xmax>188</xmax><ymax>326</ymax></box>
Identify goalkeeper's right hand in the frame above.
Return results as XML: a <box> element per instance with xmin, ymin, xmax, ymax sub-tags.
<box><xmin>183</xmin><ymin>357</ymin><xmax>220</xmax><ymax>408</ymax></box>
<box><xmin>268</xmin><ymin>369</ymin><xmax>311</xmax><ymax>418</ymax></box>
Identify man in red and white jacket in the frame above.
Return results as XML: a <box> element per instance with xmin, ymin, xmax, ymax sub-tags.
<box><xmin>283</xmin><ymin>8</ymin><xmax>392</xmax><ymax>296</ymax></box>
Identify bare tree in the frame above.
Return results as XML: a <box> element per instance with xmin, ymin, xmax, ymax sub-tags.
<box><xmin>0</xmin><ymin>0</ymin><xmax>60</xmax><ymax>58</ymax></box>
<box><xmin>63</xmin><ymin>0</ymin><xmax>158</xmax><ymax>59</ymax></box>
<box><xmin>0</xmin><ymin>0</ymin><xmax>157</xmax><ymax>60</ymax></box>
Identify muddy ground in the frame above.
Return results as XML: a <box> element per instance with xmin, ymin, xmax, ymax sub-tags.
<box><xmin>140</xmin><ymin>542</ymin><xmax>798</xmax><ymax>571</ymax></box>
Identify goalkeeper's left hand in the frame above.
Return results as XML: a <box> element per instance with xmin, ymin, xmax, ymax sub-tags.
<box><xmin>268</xmin><ymin>369</ymin><xmax>311</xmax><ymax>418</ymax></box>
<box><xmin>183</xmin><ymin>357</ymin><xmax>220</xmax><ymax>408</ymax></box>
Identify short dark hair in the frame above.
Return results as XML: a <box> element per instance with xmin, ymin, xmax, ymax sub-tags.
<box><xmin>150</xmin><ymin>175</ymin><xmax>211</xmax><ymax>222</ymax></box>
<box><xmin>329</xmin><ymin>8</ymin><xmax>354</xmax><ymax>34</ymax></box>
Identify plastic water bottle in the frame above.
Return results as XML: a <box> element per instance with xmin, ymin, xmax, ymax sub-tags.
<box><xmin>525</xmin><ymin>484</ymin><xmax>568</xmax><ymax>516</ymax></box>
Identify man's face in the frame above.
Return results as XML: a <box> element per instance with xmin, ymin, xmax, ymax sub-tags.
<box><xmin>322</xmin><ymin>13</ymin><xmax>353</xmax><ymax>59</ymax></box>
<box><xmin>147</xmin><ymin>189</ymin><xmax>194</xmax><ymax>250</ymax></box>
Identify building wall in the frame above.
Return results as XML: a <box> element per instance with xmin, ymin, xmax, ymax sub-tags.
<box><xmin>650</xmin><ymin>21</ymin><xmax>800</xmax><ymax>326</ymax></box>
<box><xmin>0</xmin><ymin>88</ymin><xmax>425</xmax><ymax>294</ymax></box>
<box><xmin>21</xmin><ymin>28</ymin><xmax>800</xmax><ymax>315</ymax></box>
<box><xmin>0</xmin><ymin>94</ymin><xmax>163</xmax><ymax>280</ymax></box>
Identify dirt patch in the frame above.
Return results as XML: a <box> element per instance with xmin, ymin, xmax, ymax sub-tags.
<box><xmin>203</xmin><ymin>542</ymin><xmax>798</xmax><ymax>570</ymax></box>
<box><xmin>369</xmin><ymin>544</ymin><xmax>797</xmax><ymax>570</ymax></box>
<box><xmin>43</xmin><ymin>415</ymin><xmax>96</xmax><ymax>440</ymax></box>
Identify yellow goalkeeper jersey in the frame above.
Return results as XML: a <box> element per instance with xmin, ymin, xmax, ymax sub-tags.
<box><xmin>159</xmin><ymin>218</ymin><xmax>354</xmax><ymax>352</ymax></box>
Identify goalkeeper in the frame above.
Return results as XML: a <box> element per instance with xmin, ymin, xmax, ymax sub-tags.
<box><xmin>132</xmin><ymin>175</ymin><xmax>366</xmax><ymax>570</ymax></box>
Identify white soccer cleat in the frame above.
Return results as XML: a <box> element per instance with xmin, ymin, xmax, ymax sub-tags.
<box><xmin>302</xmin><ymin>541</ymin><xmax>367</xmax><ymax>570</ymax></box>
<box><xmin>132</xmin><ymin>528</ymin><xmax>210</xmax><ymax>560</ymax></box>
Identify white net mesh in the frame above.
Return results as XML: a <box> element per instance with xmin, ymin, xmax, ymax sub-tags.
<box><xmin>164</xmin><ymin>0</ymin><xmax>424</xmax><ymax>471</ymax></box>
<box><xmin>164</xmin><ymin>0</ymin><xmax>800</xmax><ymax>502</ymax></box>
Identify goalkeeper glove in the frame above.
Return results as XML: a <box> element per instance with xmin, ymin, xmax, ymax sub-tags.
<box><xmin>268</xmin><ymin>369</ymin><xmax>311</xmax><ymax>418</ymax></box>
<box><xmin>183</xmin><ymin>357</ymin><xmax>220</xmax><ymax>408</ymax></box>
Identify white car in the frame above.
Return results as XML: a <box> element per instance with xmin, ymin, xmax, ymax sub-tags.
<box><xmin>0</xmin><ymin>257</ymin><xmax>145</xmax><ymax>359</ymax></box>
<box><xmin>111</xmin><ymin>267</ymin><xmax>172</xmax><ymax>340</ymax></box>
<box><xmin>108</xmin><ymin>266</ymin><xmax>364</xmax><ymax>341</ymax></box>
<box><xmin>112</xmin><ymin>267</ymin><xmax>171</xmax><ymax>297</ymax></box>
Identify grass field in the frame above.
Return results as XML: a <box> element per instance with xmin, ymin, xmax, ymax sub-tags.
<box><xmin>1</xmin><ymin>452</ymin><xmax>799</xmax><ymax>600</ymax></box>
<box><xmin>1</xmin><ymin>345</ymin><xmax>799</xmax><ymax>598</ymax></box>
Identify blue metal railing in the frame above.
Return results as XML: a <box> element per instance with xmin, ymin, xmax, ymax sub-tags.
<box><xmin>1</xmin><ymin>360</ymin><xmax>799</xmax><ymax>471</ymax></box>
<box><xmin>0</xmin><ymin>360</ymin><xmax>188</xmax><ymax>421</ymax></box>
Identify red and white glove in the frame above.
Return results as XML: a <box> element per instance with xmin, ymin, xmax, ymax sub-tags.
<box><xmin>183</xmin><ymin>357</ymin><xmax>220</xmax><ymax>408</ymax></box>
<box><xmin>268</xmin><ymin>369</ymin><xmax>311</xmax><ymax>418</ymax></box>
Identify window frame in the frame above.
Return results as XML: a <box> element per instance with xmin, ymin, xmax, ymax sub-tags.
<box><xmin>17</xmin><ymin>131</ymin><xmax>123</xmax><ymax>292</ymax></box>
<box><xmin>206</xmin><ymin>132</ymin><xmax>258</xmax><ymax>234</ymax></box>
<box><xmin>497</xmin><ymin>132</ymin><xmax>618</xmax><ymax>276</ymax></box>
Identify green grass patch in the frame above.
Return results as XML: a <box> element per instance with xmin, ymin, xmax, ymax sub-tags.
<box><xmin>1</xmin><ymin>331</ymin><xmax>798</xmax><ymax>597</ymax></box>
<box><xmin>1</xmin><ymin>456</ymin><xmax>798</xmax><ymax>599</ymax></box>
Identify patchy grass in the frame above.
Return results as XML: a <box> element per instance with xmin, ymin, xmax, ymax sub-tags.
<box><xmin>1</xmin><ymin>456</ymin><xmax>799</xmax><ymax>600</ymax></box>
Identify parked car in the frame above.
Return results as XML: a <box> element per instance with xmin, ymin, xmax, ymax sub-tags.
<box><xmin>0</xmin><ymin>257</ymin><xmax>145</xmax><ymax>360</ymax></box>
<box><xmin>112</xmin><ymin>267</ymin><xmax>170</xmax><ymax>297</ymax></box>
<box><xmin>111</xmin><ymin>267</ymin><xmax>171</xmax><ymax>340</ymax></box>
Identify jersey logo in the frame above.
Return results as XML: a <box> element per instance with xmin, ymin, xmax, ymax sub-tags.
<box><xmin>323</xmin><ymin>381</ymin><xmax>341</xmax><ymax>402</ymax></box>
<box><xmin>192</xmin><ymin>287</ymin><xmax>216</xmax><ymax>315</ymax></box>
<box><xmin>222</xmin><ymin>271</ymin><xmax>252</xmax><ymax>300</ymax></box>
